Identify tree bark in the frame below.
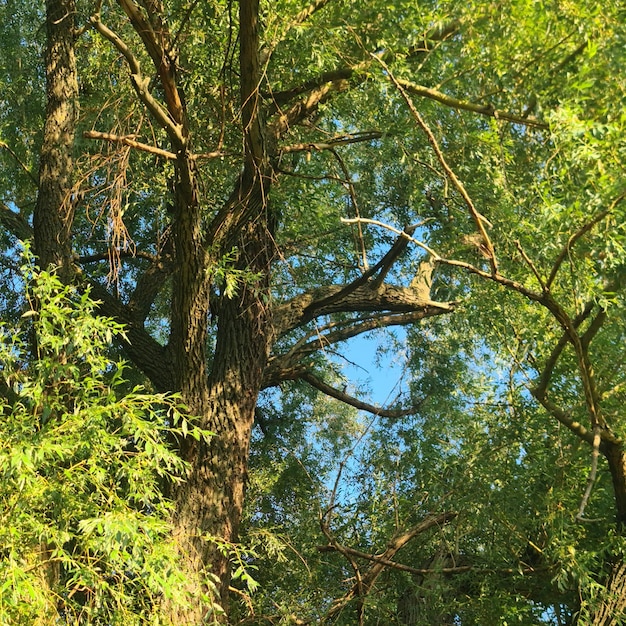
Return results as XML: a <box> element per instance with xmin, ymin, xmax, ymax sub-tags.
<box><xmin>168</xmin><ymin>171</ymin><xmax>274</xmax><ymax>622</ymax></box>
<box><xmin>167</xmin><ymin>1</ymin><xmax>272</xmax><ymax>618</ymax></box>
<box><xmin>589</xmin><ymin>560</ymin><xmax>626</xmax><ymax>625</ymax></box>
<box><xmin>588</xmin><ymin>444</ymin><xmax>626</xmax><ymax>625</ymax></box>
<box><xmin>34</xmin><ymin>0</ymin><xmax>78</xmax><ymax>279</ymax></box>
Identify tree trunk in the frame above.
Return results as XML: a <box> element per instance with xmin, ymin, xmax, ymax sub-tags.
<box><xmin>588</xmin><ymin>444</ymin><xmax>626</xmax><ymax>625</ymax></box>
<box><xmin>589</xmin><ymin>560</ymin><xmax>626</xmax><ymax>625</ymax></box>
<box><xmin>168</xmin><ymin>165</ymin><xmax>273</xmax><ymax>622</ymax></box>
<box><xmin>34</xmin><ymin>0</ymin><xmax>78</xmax><ymax>279</ymax></box>
<box><xmin>30</xmin><ymin>1</ymin><xmax>77</xmax><ymax>619</ymax></box>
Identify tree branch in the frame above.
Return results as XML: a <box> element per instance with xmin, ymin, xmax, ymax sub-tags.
<box><xmin>0</xmin><ymin>141</ymin><xmax>38</xmax><ymax>186</ymax></box>
<box><xmin>273</xmin><ymin>281</ymin><xmax>454</xmax><ymax>338</ymax></box>
<box><xmin>89</xmin><ymin>283</ymin><xmax>175</xmax><ymax>391</ymax></box>
<box><xmin>547</xmin><ymin>193</ymin><xmax>625</xmax><ymax>289</ymax></box>
<box><xmin>268</xmin><ymin>78</ymin><xmax>352</xmax><ymax>138</ymax></box>
<box><xmin>280</xmin><ymin>131</ymin><xmax>383</xmax><ymax>154</ymax></box>
<box><xmin>320</xmin><ymin>512</ymin><xmax>457</xmax><ymax>623</ymax></box>
<box><xmin>83</xmin><ymin>130</ymin><xmax>178</xmax><ymax>160</ymax></box>
<box><xmin>300</xmin><ymin>372</ymin><xmax>416</xmax><ymax>418</ymax></box>
<box><xmin>373</xmin><ymin>56</ymin><xmax>498</xmax><ymax>276</ymax></box>
<box><xmin>291</xmin><ymin>0</ymin><xmax>333</xmax><ymax>27</ymax></box>
<box><xmin>0</xmin><ymin>202</ymin><xmax>34</xmax><ymax>241</ymax></box>
<box><xmin>397</xmin><ymin>78</ymin><xmax>548</xmax><ymax>129</ymax></box>
<box><xmin>90</xmin><ymin>17</ymin><xmax>184</xmax><ymax>146</ymax></box>
<box><xmin>264</xmin><ymin>310</ymin><xmax>448</xmax><ymax>389</ymax></box>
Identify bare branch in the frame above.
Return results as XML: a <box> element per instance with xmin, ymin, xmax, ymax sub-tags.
<box><xmin>547</xmin><ymin>193</ymin><xmax>625</xmax><ymax>289</ymax></box>
<box><xmin>273</xmin><ymin>279</ymin><xmax>454</xmax><ymax>338</ymax></box>
<box><xmin>300</xmin><ymin>372</ymin><xmax>417</xmax><ymax>418</ymax></box>
<box><xmin>267</xmin><ymin>68</ymin><xmax>355</xmax><ymax>108</ymax></box>
<box><xmin>396</xmin><ymin>78</ymin><xmax>548</xmax><ymax>130</ymax></box>
<box><xmin>83</xmin><ymin>130</ymin><xmax>177</xmax><ymax>160</ymax></box>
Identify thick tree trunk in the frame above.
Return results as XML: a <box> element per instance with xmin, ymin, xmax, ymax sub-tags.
<box><xmin>605</xmin><ymin>443</ymin><xmax>626</xmax><ymax>527</ymax></box>
<box><xmin>29</xmin><ymin>1</ymin><xmax>78</xmax><ymax>619</ymax></box>
<box><xmin>168</xmin><ymin>165</ymin><xmax>273</xmax><ymax>623</ymax></box>
<box><xmin>34</xmin><ymin>0</ymin><xmax>78</xmax><ymax>278</ymax></box>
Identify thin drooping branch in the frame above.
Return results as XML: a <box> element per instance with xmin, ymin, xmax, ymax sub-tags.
<box><xmin>282</xmin><ymin>309</ymin><xmax>449</xmax><ymax>363</ymax></box>
<box><xmin>318</xmin><ymin>542</ymin><xmax>546</xmax><ymax>577</ymax></box>
<box><xmin>547</xmin><ymin>193</ymin><xmax>625</xmax><ymax>289</ymax></box>
<box><xmin>301</xmin><ymin>372</ymin><xmax>416</xmax><ymax>419</ymax></box>
<box><xmin>532</xmin><ymin>301</ymin><xmax>596</xmax><ymax>399</ymax></box>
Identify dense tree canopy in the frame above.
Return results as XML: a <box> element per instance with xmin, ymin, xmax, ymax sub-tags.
<box><xmin>1</xmin><ymin>0</ymin><xmax>625</xmax><ymax>623</ymax></box>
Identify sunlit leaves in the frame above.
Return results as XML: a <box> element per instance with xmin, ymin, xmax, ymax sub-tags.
<box><xmin>0</xmin><ymin>251</ymin><xmax>212</xmax><ymax>624</ymax></box>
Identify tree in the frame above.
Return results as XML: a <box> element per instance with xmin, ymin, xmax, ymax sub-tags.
<box><xmin>1</xmin><ymin>0</ymin><xmax>625</xmax><ymax>623</ymax></box>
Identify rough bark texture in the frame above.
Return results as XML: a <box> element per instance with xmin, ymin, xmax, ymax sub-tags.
<box><xmin>168</xmin><ymin>174</ymin><xmax>274</xmax><ymax>622</ymax></box>
<box><xmin>34</xmin><ymin>0</ymin><xmax>78</xmax><ymax>278</ymax></box>
<box><xmin>166</xmin><ymin>2</ymin><xmax>274</xmax><ymax>620</ymax></box>
<box><xmin>30</xmin><ymin>0</ymin><xmax>77</xmax><ymax>618</ymax></box>
<box><xmin>589</xmin><ymin>445</ymin><xmax>626</xmax><ymax>626</ymax></box>
<box><xmin>605</xmin><ymin>443</ymin><xmax>626</xmax><ymax>527</ymax></box>
<box><xmin>590</xmin><ymin>560</ymin><xmax>626</xmax><ymax>625</ymax></box>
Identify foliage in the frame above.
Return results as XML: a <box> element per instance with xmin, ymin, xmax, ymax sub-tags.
<box><xmin>0</xmin><ymin>249</ymin><xmax>213</xmax><ymax>625</ymax></box>
<box><xmin>1</xmin><ymin>0</ymin><xmax>626</xmax><ymax>624</ymax></box>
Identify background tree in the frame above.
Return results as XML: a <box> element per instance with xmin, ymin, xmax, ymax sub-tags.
<box><xmin>1</xmin><ymin>0</ymin><xmax>625</xmax><ymax>623</ymax></box>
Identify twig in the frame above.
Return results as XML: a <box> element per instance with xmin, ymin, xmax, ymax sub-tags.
<box><xmin>84</xmin><ymin>130</ymin><xmax>177</xmax><ymax>160</ymax></box>
<box><xmin>340</xmin><ymin>217</ymin><xmax>441</xmax><ymax>259</ymax></box>
<box><xmin>576</xmin><ymin>425</ymin><xmax>602</xmax><ymax>522</ymax></box>
<box><xmin>371</xmin><ymin>54</ymin><xmax>498</xmax><ymax>276</ymax></box>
